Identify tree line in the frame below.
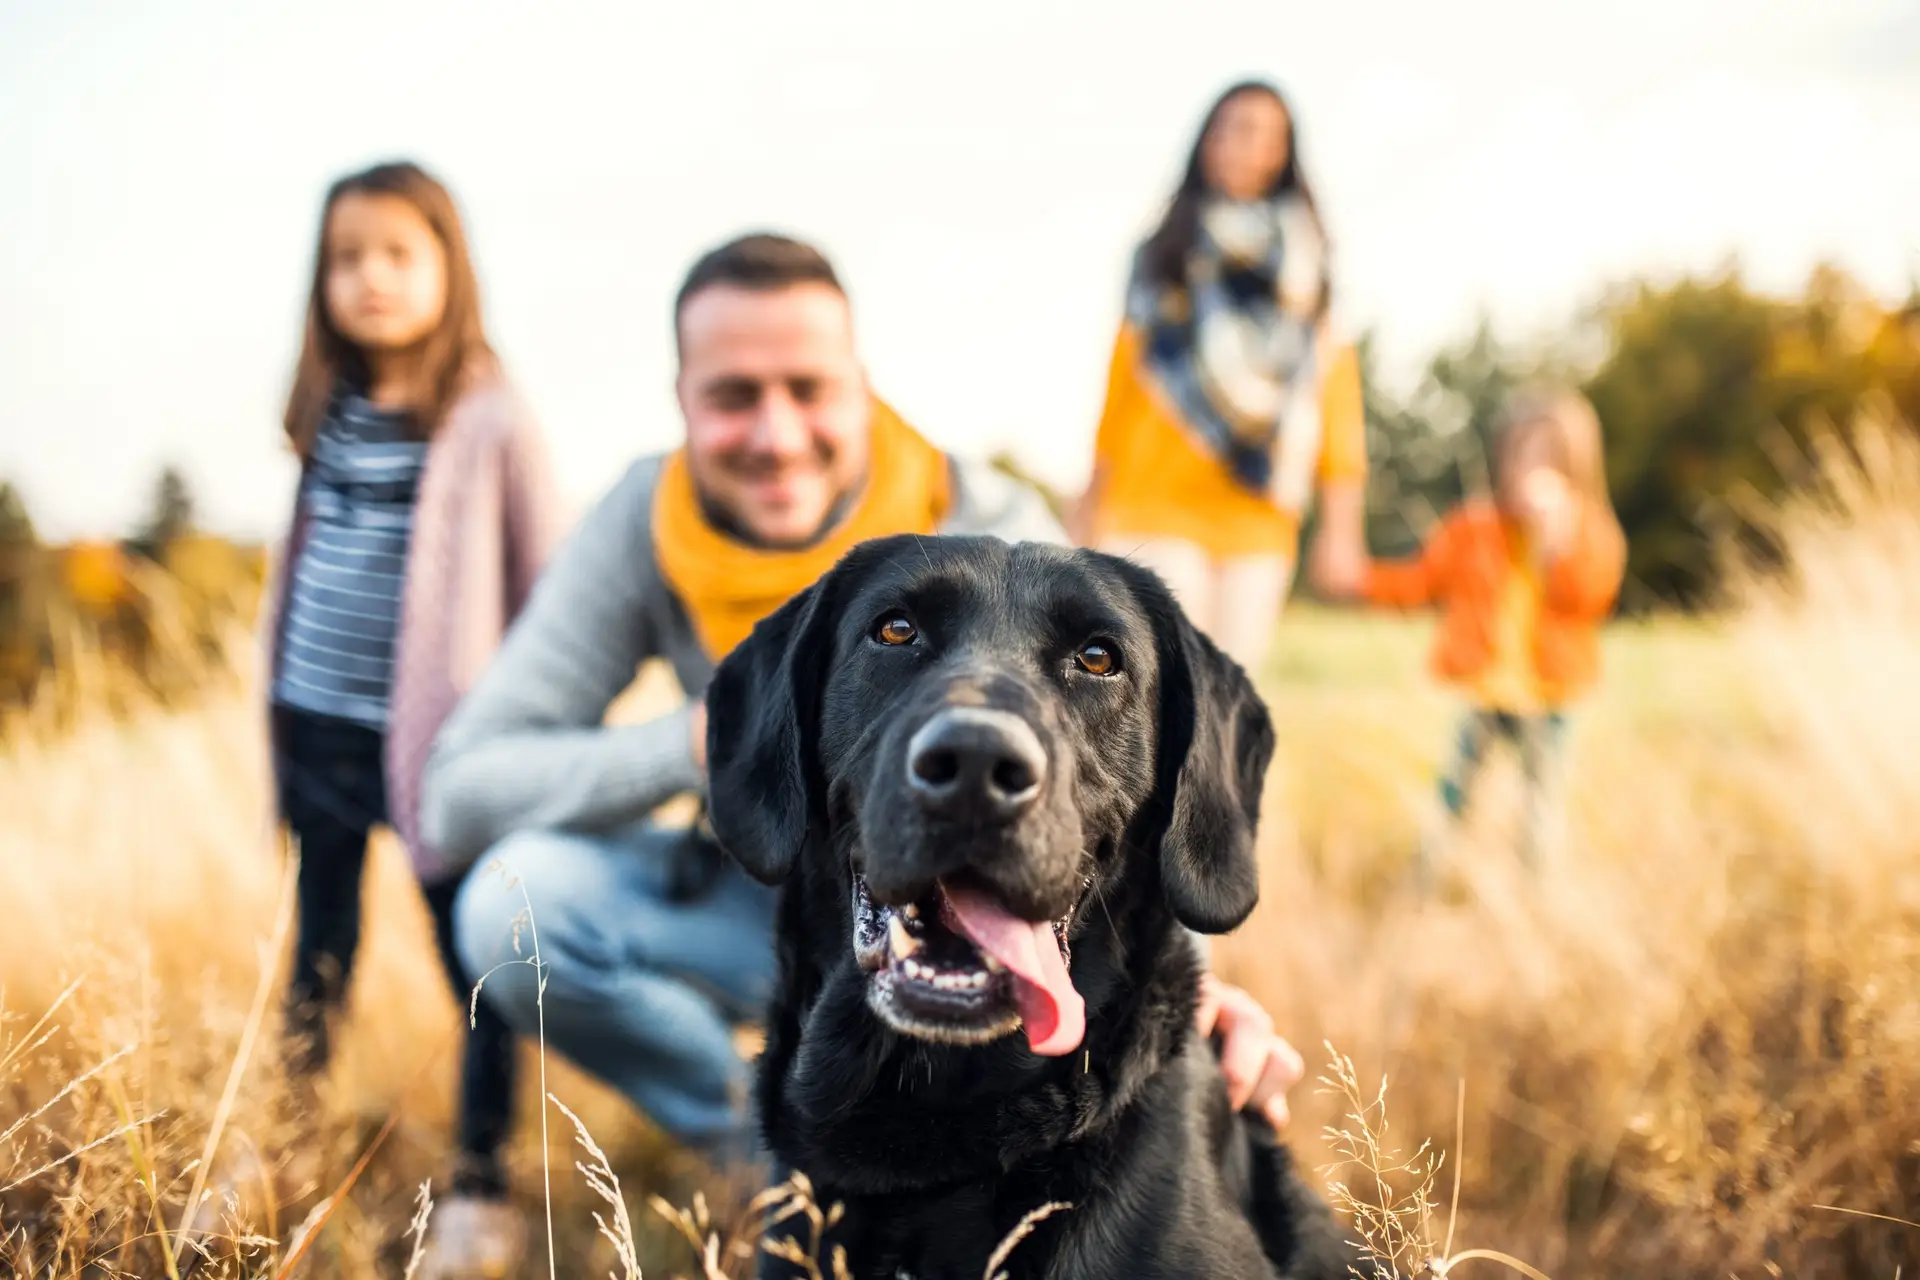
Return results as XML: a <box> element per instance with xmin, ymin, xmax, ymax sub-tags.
<box><xmin>0</xmin><ymin>467</ymin><xmax>265</xmax><ymax>718</ymax></box>
<box><xmin>1355</xmin><ymin>262</ymin><xmax>1920</xmax><ymax>609</ymax></box>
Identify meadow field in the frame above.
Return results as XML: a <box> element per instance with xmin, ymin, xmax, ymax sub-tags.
<box><xmin>1</xmin><ymin>431</ymin><xmax>1917</xmax><ymax>1278</ymax></box>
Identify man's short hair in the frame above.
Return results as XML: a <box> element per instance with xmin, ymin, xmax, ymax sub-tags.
<box><xmin>673</xmin><ymin>233</ymin><xmax>846</xmax><ymax>355</ymax></box>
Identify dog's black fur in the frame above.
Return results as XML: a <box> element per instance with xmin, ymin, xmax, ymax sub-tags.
<box><xmin>706</xmin><ymin>535</ymin><xmax>1356</xmax><ymax>1280</ymax></box>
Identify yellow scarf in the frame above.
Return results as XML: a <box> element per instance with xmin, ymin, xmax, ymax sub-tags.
<box><xmin>652</xmin><ymin>399</ymin><xmax>953</xmax><ymax>660</ymax></box>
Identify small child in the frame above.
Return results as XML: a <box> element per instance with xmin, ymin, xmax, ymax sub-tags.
<box><xmin>1358</xmin><ymin>386</ymin><xmax>1626</xmax><ymax>873</ymax></box>
<box><xmin>259</xmin><ymin>160</ymin><xmax>561</xmax><ymax>1266</ymax></box>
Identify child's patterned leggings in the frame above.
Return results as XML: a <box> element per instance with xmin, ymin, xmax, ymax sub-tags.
<box><xmin>1435</xmin><ymin>707</ymin><xmax>1568</xmax><ymax>868</ymax></box>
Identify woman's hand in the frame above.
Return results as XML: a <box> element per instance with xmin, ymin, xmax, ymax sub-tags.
<box><xmin>1065</xmin><ymin>495</ymin><xmax>1090</xmax><ymax>547</ymax></box>
<box><xmin>1195</xmin><ymin>973</ymin><xmax>1307</xmax><ymax>1131</ymax></box>
<box><xmin>1066</xmin><ymin>480</ymin><xmax>1101</xmax><ymax>547</ymax></box>
<box><xmin>1307</xmin><ymin>479</ymin><xmax>1367</xmax><ymax>599</ymax></box>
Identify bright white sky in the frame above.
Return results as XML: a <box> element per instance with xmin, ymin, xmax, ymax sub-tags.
<box><xmin>3</xmin><ymin>0</ymin><xmax>1917</xmax><ymax>539</ymax></box>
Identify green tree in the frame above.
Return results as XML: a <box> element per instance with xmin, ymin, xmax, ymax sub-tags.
<box><xmin>1361</xmin><ymin>265</ymin><xmax>1917</xmax><ymax>610</ymax></box>
<box><xmin>132</xmin><ymin>465</ymin><xmax>196</xmax><ymax>559</ymax></box>
<box><xmin>1358</xmin><ymin>318</ymin><xmax>1540</xmax><ymax>562</ymax></box>
<box><xmin>1579</xmin><ymin>265</ymin><xmax>1890</xmax><ymax>603</ymax></box>
<box><xmin>1865</xmin><ymin>294</ymin><xmax>1920</xmax><ymax>427</ymax></box>
<box><xmin>0</xmin><ymin>481</ymin><xmax>34</xmax><ymax>546</ymax></box>
<box><xmin>0</xmin><ymin>481</ymin><xmax>42</xmax><ymax>700</ymax></box>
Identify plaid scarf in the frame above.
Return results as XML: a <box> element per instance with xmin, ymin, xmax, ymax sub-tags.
<box><xmin>1127</xmin><ymin>194</ymin><xmax>1327</xmax><ymax>511</ymax></box>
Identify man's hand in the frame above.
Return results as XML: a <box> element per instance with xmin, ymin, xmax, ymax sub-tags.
<box><xmin>688</xmin><ymin>699</ymin><xmax>708</xmax><ymax>774</ymax></box>
<box><xmin>1195</xmin><ymin>973</ymin><xmax>1307</xmax><ymax>1131</ymax></box>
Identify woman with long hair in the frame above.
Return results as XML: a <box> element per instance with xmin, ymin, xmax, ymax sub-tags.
<box><xmin>1077</xmin><ymin>79</ymin><xmax>1369</xmax><ymax>669</ymax></box>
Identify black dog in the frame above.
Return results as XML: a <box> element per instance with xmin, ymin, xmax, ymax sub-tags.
<box><xmin>707</xmin><ymin>535</ymin><xmax>1355</xmax><ymax>1280</ymax></box>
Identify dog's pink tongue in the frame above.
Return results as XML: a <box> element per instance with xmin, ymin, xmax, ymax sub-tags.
<box><xmin>940</xmin><ymin>883</ymin><xmax>1086</xmax><ymax>1057</ymax></box>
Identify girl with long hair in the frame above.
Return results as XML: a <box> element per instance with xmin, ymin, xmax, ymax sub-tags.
<box><xmin>1355</xmin><ymin>385</ymin><xmax>1627</xmax><ymax>874</ymax></box>
<box><xmin>259</xmin><ymin>159</ymin><xmax>562</xmax><ymax>1271</ymax></box>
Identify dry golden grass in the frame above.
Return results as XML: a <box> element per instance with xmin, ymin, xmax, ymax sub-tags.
<box><xmin>1219</xmin><ymin>422</ymin><xmax>1920</xmax><ymax>1277</ymax></box>
<box><xmin>3</xmin><ymin>424</ymin><xmax>1918</xmax><ymax>1276</ymax></box>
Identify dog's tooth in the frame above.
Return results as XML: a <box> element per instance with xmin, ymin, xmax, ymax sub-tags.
<box><xmin>887</xmin><ymin>914</ymin><xmax>922</xmax><ymax>960</ymax></box>
<box><xmin>972</xmin><ymin>972</ymin><xmax>988</xmax><ymax>989</ymax></box>
<box><xmin>903</xmin><ymin>903</ymin><xmax>920</xmax><ymax>920</ymax></box>
<box><xmin>983</xmin><ymin>954</ymin><xmax>1005</xmax><ymax>974</ymax></box>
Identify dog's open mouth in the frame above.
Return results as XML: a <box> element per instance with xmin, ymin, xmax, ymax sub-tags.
<box><xmin>853</xmin><ymin>873</ymin><xmax>1087</xmax><ymax>1057</ymax></box>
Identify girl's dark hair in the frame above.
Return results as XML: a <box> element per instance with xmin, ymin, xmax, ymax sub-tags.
<box><xmin>1140</xmin><ymin>79</ymin><xmax>1327</xmax><ymax>298</ymax></box>
<box><xmin>282</xmin><ymin>160</ymin><xmax>495</xmax><ymax>456</ymax></box>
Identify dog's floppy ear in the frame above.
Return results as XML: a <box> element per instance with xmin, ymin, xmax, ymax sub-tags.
<box><xmin>704</xmin><ymin>577</ymin><xmax>839</xmax><ymax>886</ymax></box>
<box><xmin>1129</xmin><ymin>565</ymin><xmax>1276</xmax><ymax>933</ymax></box>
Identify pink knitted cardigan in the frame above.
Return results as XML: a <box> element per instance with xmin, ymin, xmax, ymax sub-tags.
<box><xmin>257</xmin><ymin>378</ymin><xmax>566</xmax><ymax>883</ymax></box>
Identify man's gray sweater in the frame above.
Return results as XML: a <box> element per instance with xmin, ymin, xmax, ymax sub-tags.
<box><xmin>420</xmin><ymin>453</ymin><xmax>1066</xmax><ymax>866</ymax></box>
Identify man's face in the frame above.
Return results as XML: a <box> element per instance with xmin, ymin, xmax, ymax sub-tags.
<box><xmin>676</xmin><ymin>282</ymin><xmax>872</xmax><ymax>548</ymax></box>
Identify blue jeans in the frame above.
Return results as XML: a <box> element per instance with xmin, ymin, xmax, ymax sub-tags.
<box><xmin>451</xmin><ymin>823</ymin><xmax>779</xmax><ymax>1155</ymax></box>
<box><xmin>1433</xmin><ymin>707</ymin><xmax>1569</xmax><ymax>870</ymax></box>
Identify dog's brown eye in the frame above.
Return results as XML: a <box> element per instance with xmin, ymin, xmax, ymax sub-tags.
<box><xmin>874</xmin><ymin>615</ymin><xmax>918</xmax><ymax>646</ymax></box>
<box><xmin>1075</xmin><ymin>641</ymin><xmax>1119</xmax><ymax>676</ymax></box>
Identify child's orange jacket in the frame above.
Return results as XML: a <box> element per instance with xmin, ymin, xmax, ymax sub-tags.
<box><xmin>1363</xmin><ymin>500</ymin><xmax>1627</xmax><ymax>706</ymax></box>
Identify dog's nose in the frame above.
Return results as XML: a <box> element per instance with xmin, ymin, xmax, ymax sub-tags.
<box><xmin>906</xmin><ymin>708</ymin><xmax>1046</xmax><ymax>821</ymax></box>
